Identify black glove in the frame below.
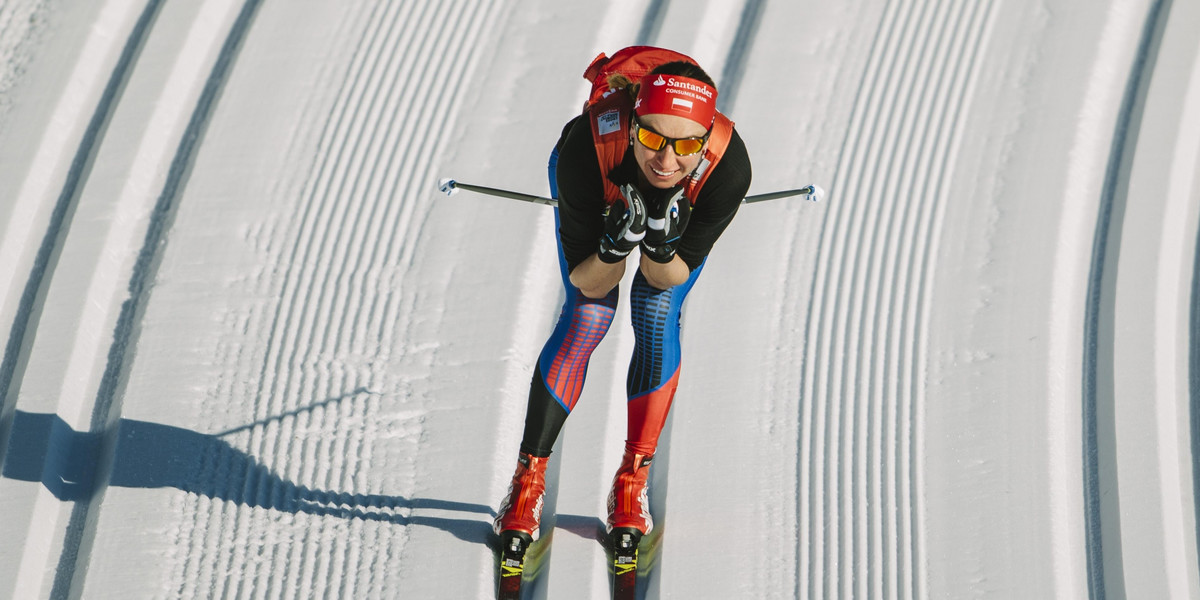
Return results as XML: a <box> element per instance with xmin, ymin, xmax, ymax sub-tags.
<box><xmin>597</xmin><ymin>183</ymin><xmax>648</xmax><ymax>263</ymax></box>
<box><xmin>640</xmin><ymin>187</ymin><xmax>691</xmax><ymax>263</ymax></box>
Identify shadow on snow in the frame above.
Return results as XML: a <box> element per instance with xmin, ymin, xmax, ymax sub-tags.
<box><xmin>1</xmin><ymin>410</ymin><xmax>493</xmax><ymax>545</ymax></box>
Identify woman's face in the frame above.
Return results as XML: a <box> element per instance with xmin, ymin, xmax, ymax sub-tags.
<box><xmin>631</xmin><ymin>113</ymin><xmax>709</xmax><ymax>189</ymax></box>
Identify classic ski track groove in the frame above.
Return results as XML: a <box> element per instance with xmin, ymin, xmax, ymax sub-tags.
<box><xmin>0</xmin><ymin>0</ymin><xmax>229</xmax><ymax>596</ymax></box>
<box><xmin>64</xmin><ymin>2</ymin><xmax>266</xmax><ymax>596</ymax></box>
<box><xmin>798</xmin><ymin>1</ymin><xmax>997</xmax><ymax>597</ymax></box>
<box><xmin>0</xmin><ymin>0</ymin><xmax>162</xmax><ymax>468</ymax></box>
<box><xmin>0</xmin><ymin>0</ymin><xmax>268</xmax><ymax>594</ymax></box>
<box><xmin>1081</xmin><ymin>1</ymin><xmax>1176</xmax><ymax>597</ymax></box>
<box><xmin>165</xmin><ymin>0</ymin><xmax>506</xmax><ymax>596</ymax></box>
<box><xmin>0</xmin><ymin>0</ymin><xmax>503</xmax><ymax>596</ymax></box>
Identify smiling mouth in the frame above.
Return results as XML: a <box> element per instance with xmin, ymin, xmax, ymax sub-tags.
<box><xmin>651</xmin><ymin>167</ymin><xmax>677</xmax><ymax>177</ymax></box>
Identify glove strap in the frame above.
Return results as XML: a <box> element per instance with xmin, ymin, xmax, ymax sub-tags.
<box><xmin>598</xmin><ymin>228</ymin><xmax>645</xmax><ymax>263</ymax></box>
<box><xmin>598</xmin><ymin>244</ymin><xmax>631</xmax><ymax>263</ymax></box>
<box><xmin>640</xmin><ymin>241</ymin><xmax>676</xmax><ymax>264</ymax></box>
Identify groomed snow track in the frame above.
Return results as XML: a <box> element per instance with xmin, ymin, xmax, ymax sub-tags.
<box><xmin>0</xmin><ymin>0</ymin><xmax>1199</xmax><ymax>598</ymax></box>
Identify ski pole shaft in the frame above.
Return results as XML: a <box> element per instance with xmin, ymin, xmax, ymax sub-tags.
<box><xmin>438</xmin><ymin>178</ymin><xmax>824</xmax><ymax>206</ymax></box>
<box><xmin>438</xmin><ymin>178</ymin><xmax>558</xmax><ymax>206</ymax></box>
<box><xmin>743</xmin><ymin>185</ymin><xmax>824</xmax><ymax>203</ymax></box>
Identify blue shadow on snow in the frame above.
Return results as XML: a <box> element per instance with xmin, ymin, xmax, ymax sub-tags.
<box><xmin>1</xmin><ymin>411</ymin><xmax>493</xmax><ymax>544</ymax></box>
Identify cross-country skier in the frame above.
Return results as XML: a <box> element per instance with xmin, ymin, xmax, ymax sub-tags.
<box><xmin>494</xmin><ymin>47</ymin><xmax>752</xmax><ymax>548</ymax></box>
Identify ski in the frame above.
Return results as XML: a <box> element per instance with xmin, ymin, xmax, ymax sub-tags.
<box><xmin>609</xmin><ymin>527</ymin><xmax>642</xmax><ymax>600</ymax></box>
<box><xmin>496</xmin><ymin>531</ymin><xmax>532</xmax><ymax>600</ymax></box>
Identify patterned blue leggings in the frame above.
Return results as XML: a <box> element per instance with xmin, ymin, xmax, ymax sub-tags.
<box><xmin>518</xmin><ymin>148</ymin><xmax>703</xmax><ymax>457</ymax></box>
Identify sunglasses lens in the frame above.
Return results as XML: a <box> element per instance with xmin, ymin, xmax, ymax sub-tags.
<box><xmin>674</xmin><ymin>138</ymin><xmax>704</xmax><ymax>155</ymax></box>
<box><xmin>635</xmin><ymin>120</ymin><xmax>706</xmax><ymax>155</ymax></box>
<box><xmin>637</xmin><ymin>127</ymin><xmax>667</xmax><ymax>151</ymax></box>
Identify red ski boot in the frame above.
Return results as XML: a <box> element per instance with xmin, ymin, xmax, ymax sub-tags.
<box><xmin>605</xmin><ymin>449</ymin><xmax>654</xmax><ymax>535</ymax></box>
<box><xmin>494</xmin><ymin>452</ymin><xmax>549</xmax><ymax>540</ymax></box>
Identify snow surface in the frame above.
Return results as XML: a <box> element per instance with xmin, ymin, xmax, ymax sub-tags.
<box><xmin>0</xmin><ymin>0</ymin><xmax>1198</xmax><ymax>598</ymax></box>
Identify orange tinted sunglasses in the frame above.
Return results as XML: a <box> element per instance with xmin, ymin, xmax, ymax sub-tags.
<box><xmin>632</xmin><ymin>116</ymin><xmax>709</xmax><ymax>156</ymax></box>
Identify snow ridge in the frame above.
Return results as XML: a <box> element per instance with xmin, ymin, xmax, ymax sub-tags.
<box><xmin>798</xmin><ymin>1</ymin><xmax>998</xmax><ymax>597</ymax></box>
<box><xmin>159</xmin><ymin>0</ymin><xmax>510</xmax><ymax>596</ymax></box>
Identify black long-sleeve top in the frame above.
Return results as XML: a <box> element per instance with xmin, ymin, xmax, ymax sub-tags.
<box><xmin>553</xmin><ymin>114</ymin><xmax>752</xmax><ymax>272</ymax></box>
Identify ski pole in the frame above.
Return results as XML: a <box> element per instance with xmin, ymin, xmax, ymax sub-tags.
<box><xmin>438</xmin><ymin>179</ymin><xmax>557</xmax><ymax>206</ymax></box>
<box><xmin>744</xmin><ymin>185</ymin><xmax>824</xmax><ymax>203</ymax></box>
<box><xmin>438</xmin><ymin>178</ymin><xmax>825</xmax><ymax>206</ymax></box>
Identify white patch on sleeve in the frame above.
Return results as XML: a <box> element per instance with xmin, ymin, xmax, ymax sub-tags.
<box><xmin>597</xmin><ymin>109</ymin><xmax>620</xmax><ymax>136</ymax></box>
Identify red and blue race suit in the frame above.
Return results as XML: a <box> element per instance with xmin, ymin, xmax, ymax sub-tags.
<box><xmin>518</xmin><ymin>113</ymin><xmax>751</xmax><ymax>458</ymax></box>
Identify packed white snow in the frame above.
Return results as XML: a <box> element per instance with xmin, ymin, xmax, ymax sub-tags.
<box><xmin>1</xmin><ymin>0</ymin><xmax>1198</xmax><ymax>598</ymax></box>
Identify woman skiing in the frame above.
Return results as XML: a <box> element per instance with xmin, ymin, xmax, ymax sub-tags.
<box><xmin>494</xmin><ymin>46</ymin><xmax>752</xmax><ymax>552</ymax></box>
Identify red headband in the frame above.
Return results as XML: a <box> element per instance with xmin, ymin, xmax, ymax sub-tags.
<box><xmin>634</xmin><ymin>73</ymin><xmax>717</xmax><ymax>128</ymax></box>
